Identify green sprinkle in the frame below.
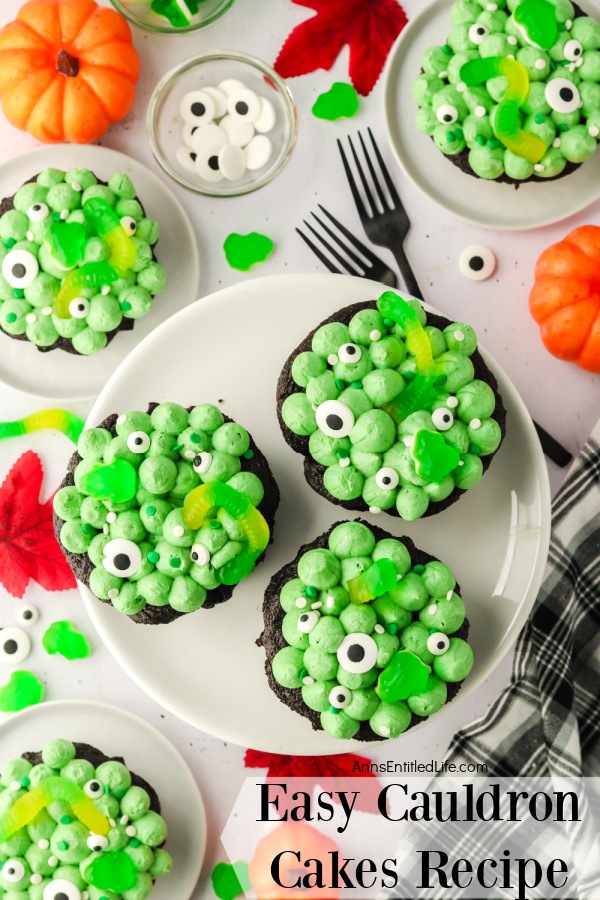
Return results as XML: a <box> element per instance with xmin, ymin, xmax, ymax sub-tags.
<box><xmin>299</xmin><ymin>668</ymin><xmax>308</xmax><ymax>678</ymax></box>
<box><xmin>146</xmin><ymin>505</ymin><xmax>156</xmax><ymax>516</ymax></box>
<box><xmin>442</xmin><ymin>43</ymin><xmax>452</xmax><ymax>55</ymax></box>
<box><xmin>383</xmin><ymin>318</ymin><xmax>394</xmax><ymax>327</ymax></box>
<box><xmin>243</xmin><ymin>449</ymin><xmax>254</xmax><ymax>459</ymax></box>
<box><xmin>487</xmin><ymin>139</ymin><xmax>500</xmax><ymax>149</ymax></box>
<box><xmin>104</xmin><ymin>785</ymin><xmax>110</xmax><ymax>795</ymax></box>
<box><xmin>454</xmin><ymin>127</ymin><xmax>463</xmax><ymax>139</ymax></box>
<box><xmin>114</xmin><ymin>788</ymin><xmax>127</xmax><ymax>799</ymax></box>
<box><xmin>13</xmin><ymin>288</ymin><xmax>24</xmax><ymax>299</ymax></box>
<box><xmin>147</xmin><ymin>551</ymin><xmax>159</xmax><ymax>564</ymax></box>
<box><xmin>172</xmin><ymin>444</ymin><xmax>183</xmax><ymax>452</ymax></box>
<box><xmin>120</xmin><ymin>301</ymin><xmax>132</xmax><ymax>311</ymax></box>
<box><xmin>447</xmin><ymin>130</ymin><xmax>456</xmax><ymax>142</ymax></box>
<box><xmin>52</xmin><ymin>211</ymin><xmax>62</xmax><ymax>222</ymax></box>
<box><xmin>4</xmin><ymin>237</ymin><xmax>16</xmax><ymax>248</ymax></box>
<box><xmin>470</xmin><ymin>444</ymin><xmax>481</xmax><ymax>456</ymax></box>
<box><xmin>128</xmin><ymin>838</ymin><xmax>141</xmax><ymax>848</ymax></box>
<box><xmin>60</xmin><ymin>815</ymin><xmax>71</xmax><ymax>825</ymax></box>
<box><xmin>305</xmin><ymin>586</ymin><xmax>318</xmax><ymax>599</ymax></box>
<box><xmin>57</xmin><ymin>840</ymin><xmax>69</xmax><ymax>851</ymax></box>
<box><xmin>387</xmin><ymin>623</ymin><xmax>398</xmax><ymax>635</ymax></box>
<box><xmin>559</xmin><ymin>123</ymin><xmax>569</xmax><ymax>132</ymax></box>
<box><xmin>5</xmin><ymin>313</ymin><xmax>17</xmax><ymax>323</ymax></box>
<box><xmin>20</xmin><ymin>777</ymin><xmax>31</xmax><ymax>788</ymax></box>
<box><xmin>329</xmin><ymin>704</ymin><xmax>341</xmax><ymax>715</ymax></box>
<box><xmin>534</xmin><ymin>113</ymin><xmax>545</xmax><ymax>124</ymax></box>
<box><xmin>190</xmin><ymin>433</ymin><xmax>201</xmax><ymax>443</ymax></box>
<box><xmin>336</xmin><ymin>449</ymin><xmax>349</xmax><ymax>459</ymax></box>
<box><xmin>209</xmin><ymin>520</ymin><xmax>222</xmax><ymax>530</ymax></box>
<box><xmin>350</xmin><ymin>381</ymin><xmax>363</xmax><ymax>389</ymax></box>
<box><xmin>404</xmin><ymin>371</ymin><xmax>416</xmax><ymax>383</ymax></box>
<box><xmin>413</xmin><ymin>564</ymin><xmax>425</xmax><ymax>574</ymax></box>
<box><xmin>335</xmin><ymin>379</ymin><xmax>345</xmax><ymax>389</ymax></box>
<box><xmin>82</xmin><ymin>523</ymin><xmax>95</xmax><ymax>534</ymax></box>
<box><xmin>169</xmin><ymin>557</ymin><xmax>181</xmax><ymax>568</ymax></box>
<box><xmin>476</xmin><ymin>134</ymin><xmax>486</xmax><ymax>146</ymax></box>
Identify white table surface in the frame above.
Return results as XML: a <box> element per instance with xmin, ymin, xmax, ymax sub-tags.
<box><xmin>0</xmin><ymin>1</ymin><xmax>598</xmax><ymax>897</ymax></box>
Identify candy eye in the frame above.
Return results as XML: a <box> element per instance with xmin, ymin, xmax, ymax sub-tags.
<box><xmin>469</xmin><ymin>23</ymin><xmax>488</xmax><ymax>44</ymax></box>
<box><xmin>427</xmin><ymin>632</ymin><xmax>450</xmax><ymax>656</ymax></box>
<box><xmin>27</xmin><ymin>202</ymin><xmax>49</xmax><ymax>223</ymax></box>
<box><xmin>436</xmin><ymin>104</ymin><xmax>458</xmax><ymax>124</ymax></box>
<box><xmin>68</xmin><ymin>297</ymin><xmax>89</xmax><ymax>319</ymax></box>
<box><xmin>227</xmin><ymin>88</ymin><xmax>261</xmax><ymax>124</ymax></box>
<box><xmin>458</xmin><ymin>244</ymin><xmax>496</xmax><ymax>281</ymax></box>
<box><xmin>43</xmin><ymin>880</ymin><xmax>82</xmax><ymax>900</ymax></box>
<box><xmin>0</xmin><ymin>628</ymin><xmax>31</xmax><ymax>664</ymax></box>
<box><xmin>315</xmin><ymin>400</ymin><xmax>355</xmax><ymax>438</ymax></box>
<box><xmin>545</xmin><ymin>78</ymin><xmax>581</xmax><ymax>113</ymax></box>
<box><xmin>2</xmin><ymin>249</ymin><xmax>39</xmax><ymax>288</ymax></box>
<box><xmin>102</xmin><ymin>539</ymin><xmax>142</xmax><ymax>578</ymax></box>
<box><xmin>126</xmin><ymin>431</ymin><xmax>150</xmax><ymax>454</ymax></box>
<box><xmin>190</xmin><ymin>543</ymin><xmax>210</xmax><ymax>565</ymax></box>
<box><xmin>2</xmin><ymin>859</ymin><xmax>25</xmax><ymax>883</ymax></box>
<box><xmin>193</xmin><ymin>452</ymin><xmax>212</xmax><ymax>474</ymax></box>
<box><xmin>564</xmin><ymin>39</ymin><xmax>583</xmax><ymax>62</ymax></box>
<box><xmin>18</xmin><ymin>604</ymin><xmax>39</xmax><ymax>626</ymax></box>
<box><xmin>87</xmin><ymin>833</ymin><xmax>109</xmax><ymax>852</ymax></box>
<box><xmin>120</xmin><ymin>216</ymin><xmax>137</xmax><ymax>236</ymax></box>
<box><xmin>83</xmin><ymin>779</ymin><xmax>104</xmax><ymax>799</ymax></box>
<box><xmin>432</xmin><ymin>408</ymin><xmax>454</xmax><ymax>431</ymax></box>
<box><xmin>298</xmin><ymin>611</ymin><xmax>320</xmax><ymax>634</ymax></box>
<box><xmin>328</xmin><ymin>685</ymin><xmax>351</xmax><ymax>709</ymax></box>
<box><xmin>180</xmin><ymin>89</ymin><xmax>215</xmax><ymax>126</ymax></box>
<box><xmin>337</xmin><ymin>633</ymin><xmax>378</xmax><ymax>674</ymax></box>
<box><xmin>375</xmin><ymin>467</ymin><xmax>399</xmax><ymax>491</ymax></box>
<box><xmin>338</xmin><ymin>343</ymin><xmax>362</xmax><ymax>364</ymax></box>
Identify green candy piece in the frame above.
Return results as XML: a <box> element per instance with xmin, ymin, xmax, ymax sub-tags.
<box><xmin>87</xmin><ymin>850</ymin><xmax>138</xmax><ymax>893</ymax></box>
<box><xmin>411</xmin><ymin>429</ymin><xmax>460</xmax><ymax>481</ymax></box>
<box><xmin>211</xmin><ymin>861</ymin><xmax>250</xmax><ymax>900</ymax></box>
<box><xmin>224</xmin><ymin>232</ymin><xmax>274</xmax><ymax>271</ymax></box>
<box><xmin>42</xmin><ymin>621</ymin><xmax>91</xmax><ymax>660</ymax></box>
<box><xmin>513</xmin><ymin>0</ymin><xmax>558</xmax><ymax>49</ymax></box>
<box><xmin>0</xmin><ymin>671</ymin><xmax>44</xmax><ymax>712</ymax></box>
<box><xmin>80</xmin><ymin>459</ymin><xmax>137</xmax><ymax>503</ymax></box>
<box><xmin>377</xmin><ymin>650</ymin><xmax>430</xmax><ymax>701</ymax></box>
<box><xmin>312</xmin><ymin>82</ymin><xmax>360</xmax><ymax>120</ymax></box>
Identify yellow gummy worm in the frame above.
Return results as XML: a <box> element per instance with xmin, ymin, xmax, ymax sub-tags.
<box><xmin>0</xmin><ymin>777</ymin><xmax>109</xmax><ymax>842</ymax></box>
<box><xmin>0</xmin><ymin>409</ymin><xmax>84</xmax><ymax>444</ymax></box>
<box><xmin>83</xmin><ymin>199</ymin><xmax>136</xmax><ymax>274</ymax></box>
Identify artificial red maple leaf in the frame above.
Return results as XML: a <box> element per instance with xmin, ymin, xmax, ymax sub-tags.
<box><xmin>0</xmin><ymin>451</ymin><xmax>76</xmax><ymax>598</ymax></box>
<box><xmin>245</xmin><ymin>750</ymin><xmax>386</xmax><ymax>815</ymax></box>
<box><xmin>274</xmin><ymin>0</ymin><xmax>408</xmax><ymax>96</ymax></box>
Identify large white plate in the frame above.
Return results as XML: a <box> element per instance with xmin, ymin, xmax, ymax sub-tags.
<box><xmin>80</xmin><ymin>273</ymin><xmax>550</xmax><ymax>754</ymax></box>
<box><xmin>0</xmin><ymin>144</ymin><xmax>200</xmax><ymax>401</ymax></box>
<box><xmin>0</xmin><ymin>700</ymin><xmax>205</xmax><ymax>899</ymax></box>
<box><xmin>382</xmin><ymin>0</ymin><xmax>600</xmax><ymax>231</ymax></box>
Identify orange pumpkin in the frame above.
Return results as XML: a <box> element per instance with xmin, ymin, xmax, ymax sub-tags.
<box><xmin>0</xmin><ymin>0</ymin><xmax>140</xmax><ymax>144</ymax></box>
<box><xmin>529</xmin><ymin>225</ymin><xmax>600</xmax><ymax>374</ymax></box>
<box><xmin>249</xmin><ymin>822</ymin><xmax>341</xmax><ymax>900</ymax></box>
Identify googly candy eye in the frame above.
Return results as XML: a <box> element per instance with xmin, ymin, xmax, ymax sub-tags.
<box><xmin>431</xmin><ymin>408</ymin><xmax>454</xmax><ymax>432</ymax></box>
<box><xmin>0</xmin><ymin>628</ymin><xmax>31</xmax><ymax>665</ymax></box>
<box><xmin>315</xmin><ymin>400</ymin><xmax>355</xmax><ymax>438</ymax></box>
<box><xmin>190</xmin><ymin>543</ymin><xmax>210</xmax><ymax>565</ymax></box>
<box><xmin>338</xmin><ymin>343</ymin><xmax>362</xmax><ymax>364</ymax></box>
<box><xmin>254</xmin><ymin>97</ymin><xmax>277</xmax><ymax>134</ymax></box>
<box><xmin>458</xmin><ymin>245</ymin><xmax>496</xmax><ymax>281</ymax></box>
<box><xmin>2</xmin><ymin>859</ymin><xmax>25</xmax><ymax>883</ymax></box>
<box><xmin>180</xmin><ymin>90</ymin><xmax>216</xmax><ymax>126</ymax></box>
<box><xmin>86</xmin><ymin>833</ymin><xmax>109</xmax><ymax>852</ymax></box>
<box><xmin>468</xmin><ymin>23</ymin><xmax>488</xmax><ymax>44</ymax></box>
<box><xmin>18</xmin><ymin>605</ymin><xmax>39</xmax><ymax>627</ymax></box>
<box><xmin>126</xmin><ymin>431</ymin><xmax>150</xmax><ymax>454</ymax></box>
<box><xmin>183</xmin><ymin>122</ymin><xmax>199</xmax><ymax>148</ymax></box>
<box><xmin>102</xmin><ymin>539</ymin><xmax>142</xmax><ymax>578</ymax></box>
<box><xmin>120</xmin><ymin>216</ymin><xmax>137</xmax><ymax>237</ymax></box>
<box><xmin>375</xmin><ymin>467</ymin><xmax>400</xmax><ymax>491</ymax></box>
<box><xmin>245</xmin><ymin>135</ymin><xmax>273</xmax><ymax>171</ymax></box>
<box><xmin>337</xmin><ymin>633</ymin><xmax>378</xmax><ymax>674</ymax></box>
<box><xmin>27</xmin><ymin>202</ymin><xmax>49</xmax><ymax>223</ymax></box>
<box><xmin>328</xmin><ymin>685</ymin><xmax>351</xmax><ymax>710</ymax></box>
<box><xmin>545</xmin><ymin>78</ymin><xmax>581</xmax><ymax>114</ymax></box>
<box><xmin>203</xmin><ymin>86</ymin><xmax>228</xmax><ymax>118</ymax></box>
<box><xmin>176</xmin><ymin>146</ymin><xmax>198</xmax><ymax>174</ymax></box>
<box><xmin>2</xmin><ymin>249</ymin><xmax>39</xmax><ymax>289</ymax></box>
<box><xmin>227</xmin><ymin>88</ymin><xmax>261</xmax><ymax>124</ymax></box>
<box><xmin>427</xmin><ymin>632</ymin><xmax>450</xmax><ymax>656</ymax></box>
<box><xmin>436</xmin><ymin>104</ymin><xmax>458</xmax><ymax>124</ymax></box>
<box><xmin>298</xmin><ymin>611</ymin><xmax>320</xmax><ymax>634</ymax></box>
<box><xmin>83</xmin><ymin>779</ymin><xmax>104</xmax><ymax>799</ymax></box>
<box><xmin>219</xmin><ymin>144</ymin><xmax>247</xmax><ymax>181</ymax></box>
<box><xmin>564</xmin><ymin>39</ymin><xmax>583</xmax><ymax>62</ymax></box>
<box><xmin>43</xmin><ymin>879</ymin><xmax>82</xmax><ymax>900</ymax></box>
<box><xmin>220</xmin><ymin>114</ymin><xmax>255</xmax><ymax>148</ymax></box>
<box><xmin>193</xmin><ymin>452</ymin><xmax>212</xmax><ymax>475</ymax></box>
<box><xmin>68</xmin><ymin>297</ymin><xmax>90</xmax><ymax>319</ymax></box>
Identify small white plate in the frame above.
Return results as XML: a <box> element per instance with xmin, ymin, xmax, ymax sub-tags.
<box><xmin>79</xmin><ymin>273</ymin><xmax>550</xmax><ymax>754</ymax></box>
<box><xmin>0</xmin><ymin>144</ymin><xmax>200</xmax><ymax>401</ymax></box>
<box><xmin>382</xmin><ymin>0</ymin><xmax>600</xmax><ymax>231</ymax></box>
<box><xmin>0</xmin><ymin>699</ymin><xmax>205</xmax><ymax>899</ymax></box>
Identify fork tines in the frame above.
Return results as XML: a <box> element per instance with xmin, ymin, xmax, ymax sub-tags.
<box><xmin>297</xmin><ymin>206</ymin><xmax>385</xmax><ymax>278</ymax></box>
<box><xmin>338</xmin><ymin>127</ymin><xmax>402</xmax><ymax>221</ymax></box>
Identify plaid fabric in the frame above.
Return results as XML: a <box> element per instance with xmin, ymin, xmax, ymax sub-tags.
<box><xmin>387</xmin><ymin>422</ymin><xmax>600</xmax><ymax>899</ymax></box>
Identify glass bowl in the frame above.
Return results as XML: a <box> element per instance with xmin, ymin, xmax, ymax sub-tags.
<box><xmin>147</xmin><ymin>51</ymin><xmax>298</xmax><ymax>197</ymax></box>
<box><xmin>110</xmin><ymin>0</ymin><xmax>236</xmax><ymax>33</ymax></box>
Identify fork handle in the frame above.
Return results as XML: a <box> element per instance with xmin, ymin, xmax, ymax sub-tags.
<box><xmin>389</xmin><ymin>244</ymin><xmax>423</xmax><ymax>301</ymax></box>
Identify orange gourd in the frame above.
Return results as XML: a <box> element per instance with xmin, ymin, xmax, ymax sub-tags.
<box><xmin>529</xmin><ymin>225</ymin><xmax>600</xmax><ymax>374</ymax></box>
<box><xmin>0</xmin><ymin>0</ymin><xmax>140</xmax><ymax>144</ymax></box>
<box><xmin>249</xmin><ymin>822</ymin><xmax>342</xmax><ymax>900</ymax></box>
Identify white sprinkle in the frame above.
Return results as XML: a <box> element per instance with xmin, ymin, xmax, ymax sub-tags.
<box><xmin>369</xmin><ymin>506</ymin><xmax>382</xmax><ymax>514</ymax></box>
<box><xmin>369</xmin><ymin>329</ymin><xmax>381</xmax><ymax>341</ymax></box>
<box><xmin>327</xmin><ymin>353</ymin><xmax>339</xmax><ymax>366</ymax></box>
<box><xmin>458</xmin><ymin>460</ymin><xmax>464</xmax><ymax>466</ymax></box>
<box><xmin>295</xmin><ymin>597</ymin><xmax>307</xmax><ymax>608</ymax></box>
<box><xmin>10</xmin><ymin>780</ymin><xmax>20</xmax><ymax>791</ymax></box>
<box><xmin>82</xmin><ymin>893</ymin><xmax>89</xmax><ymax>900</ymax></box>
<box><xmin>106</xmin><ymin>512</ymin><xmax>117</xmax><ymax>523</ymax></box>
<box><xmin>60</xmin><ymin>209</ymin><xmax>69</xmax><ymax>220</ymax></box>
<box><xmin>454</xmin><ymin>329</ymin><xmax>464</xmax><ymax>342</ymax></box>
<box><xmin>534</xmin><ymin>163</ymin><xmax>544</xmax><ymax>172</ymax></box>
<box><xmin>120</xmin><ymin>815</ymin><xmax>129</xmax><ymax>825</ymax></box>
<box><xmin>103</xmin><ymin>524</ymin><xmax>109</xmax><ymax>535</ymax></box>
<box><xmin>311</xmin><ymin>403</ymin><xmax>319</xmax><ymax>411</ymax></box>
<box><xmin>374</xmin><ymin>624</ymin><xmax>385</xmax><ymax>634</ymax></box>
<box><xmin>173</xmin><ymin>525</ymin><xmax>185</xmax><ymax>537</ymax></box>
<box><xmin>339</xmin><ymin>457</ymin><xmax>350</xmax><ymax>468</ymax></box>
<box><xmin>108</xmin><ymin>589</ymin><xmax>119</xmax><ymax>600</ymax></box>
<box><xmin>439</xmin><ymin>70</ymin><xmax>448</xmax><ymax>78</ymax></box>
<box><xmin>311</xmin><ymin>601</ymin><xmax>323</xmax><ymax>609</ymax></box>
<box><xmin>26</xmin><ymin>230</ymin><xmax>35</xmax><ymax>241</ymax></box>
<box><xmin>589</xmin><ymin>126</ymin><xmax>599</xmax><ymax>138</ymax></box>
<box><xmin>25</xmin><ymin>312</ymin><xmax>36</xmax><ymax>324</ymax></box>
<box><xmin>302</xmin><ymin>675</ymin><xmax>315</xmax><ymax>685</ymax></box>
<box><xmin>575</xmin><ymin>57</ymin><xmax>583</xmax><ymax>68</ymax></box>
<box><xmin>507</xmin><ymin>35</ymin><xmax>518</xmax><ymax>45</ymax></box>
<box><xmin>42</xmin><ymin>305</ymin><xmax>52</xmax><ymax>316</ymax></box>
<box><xmin>447</xmin><ymin>590</ymin><xmax>454</xmax><ymax>600</ymax></box>
<box><xmin>72</xmin><ymin>182</ymin><xmax>82</xmax><ymax>192</ymax></box>
<box><xmin>457</xmin><ymin>81</ymin><xmax>467</xmax><ymax>92</ymax></box>
<box><xmin>101</xmin><ymin>285</ymin><xmax>111</xmax><ymax>295</ymax></box>
<box><xmin>109</xmin><ymin>818</ymin><xmax>117</xmax><ymax>828</ymax></box>
<box><xmin>403</xmin><ymin>435</ymin><xmax>414</xmax><ymax>447</ymax></box>
<box><xmin>474</xmin><ymin>105</ymin><xmax>486</xmax><ymax>117</ymax></box>
<box><xmin>38</xmin><ymin>839</ymin><xmax>49</xmax><ymax>849</ymax></box>
<box><xmin>49</xmin><ymin>856</ymin><xmax>58</xmax><ymax>867</ymax></box>
<box><xmin>507</xmin><ymin>53</ymin><xmax>515</xmax><ymax>59</ymax></box>
<box><xmin>185</xmin><ymin>449</ymin><xmax>196</xmax><ymax>459</ymax></box>
<box><xmin>553</xmin><ymin>138</ymin><xmax>561</xmax><ymax>148</ymax></box>
<box><xmin>470</xmin><ymin>418</ymin><xmax>481</xmax><ymax>429</ymax></box>
<box><xmin>380</xmin><ymin>725</ymin><xmax>391</xmax><ymax>736</ymax></box>
<box><xmin>487</xmin><ymin>1</ymin><xmax>497</xmax><ymax>8</ymax></box>
<box><xmin>325</xmin><ymin>595</ymin><xmax>335</xmax><ymax>609</ymax></box>
<box><xmin>534</xmin><ymin>58</ymin><xmax>546</xmax><ymax>69</ymax></box>
<box><xmin>428</xmin><ymin>604</ymin><xmax>438</xmax><ymax>615</ymax></box>
<box><xmin>30</xmin><ymin>874</ymin><xmax>43</xmax><ymax>885</ymax></box>
<box><xmin>447</xmin><ymin>396</ymin><xmax>458</xmax><ymax>409</ymax></box>
<box><xmin>566</xmin><ymin>18</ymin><xmax>572</xmax><ymax>29</ymax></box>
<box><xmin>117</xmin><ymin>415</ymin><xmax>126</xmax><ymax>424</ymax></box>
<box><xmin>397</xmin><ymin>573</ymin><xmax>403</xmax><ymax>581</ymax></box>
<box><xmin>126</xmin><ymin>825</ymin><xmax>137</xmax><ymax>837</ymax></box>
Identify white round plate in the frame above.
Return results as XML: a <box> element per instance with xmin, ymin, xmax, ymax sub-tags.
<box><xmin>80</xmin><ymin>273</ymin><xmax>550</xmax><ymax>754</ymax></box>
<box><xmin>0</xmin><ymin>700</ymin><xmax>205</xmax><ymax>899</ymax></box>
<box><xmin>0</xmin><ymin>144</ymin><xmax>200</xmax><ymax>401</ymax></box>
<box><xmin>382</xmin><ymin>0</ymin><xmax>600</xmax><ymax>231</ymax></box>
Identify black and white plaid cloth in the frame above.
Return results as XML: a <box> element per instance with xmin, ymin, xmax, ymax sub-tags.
<box><xmin>387</xmin><ymin>424</ymin><xmax>600</xmax><ymax>899</ymax></box>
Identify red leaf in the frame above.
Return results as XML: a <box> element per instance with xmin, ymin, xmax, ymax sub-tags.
<box><xmin>274</xmin><ymin>0</ymin><xmax>408</xmax><ymax>96</ymax></box>
<box><xmin>0</xmin><ymin>452</ymin><xmax>76</xmax><ymax>598</ymax></box>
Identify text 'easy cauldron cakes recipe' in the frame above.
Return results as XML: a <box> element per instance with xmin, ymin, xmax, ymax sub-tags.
<box><xmin>278</xmin><ymin>292</ymin><xmax>506</xmax><ymax>521</ymax></box>
<box><xmin>0</xmin><ymin>168</ymin><xmax>165</xmax><ymax>355</ymax></box>
<box><xmin>53</xmin><ymin>403</ymin><xmax>279</xmax><ymax>624</ymax></box>
<box><xmin>413</xmin><ymin>0</ymin><xmax>600</xmax><ymax>183</ymax></box>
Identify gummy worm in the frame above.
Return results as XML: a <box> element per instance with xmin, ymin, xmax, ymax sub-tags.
<box><xmin>0</xmin><ymin>410</ymin><xmax>84</xmax><ymax>444</ymax></box>
<box><xmin>0</xmin><ymin>776</ymin><xmax>109</xmax><ymax>842</ymax></box>
<box><xmin>54</xmin><ymin>260</ymin><xmax>119</xmax><ymax>319</ymax></box>
<box><xmin>460</xmin><ymin>57</ymin><xmax>546</xmax><ymax>163</ymax></box>
<box><xmin>182</xmin><ymin>482</ymin><xmax>270</xmax><ymax>585</ymax></box>
<box><xmin>348</xmin><ymin>559</ymin><xmax>398</xmax><ymax>605</ymax></box>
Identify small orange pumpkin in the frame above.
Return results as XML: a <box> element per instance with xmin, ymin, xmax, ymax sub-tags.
<box><xmin>0</xmin><ymin>0</ymin><xmax>140</xmax><ymax>144</ymax></box>
<box><xmin>248</xmin><ymin>822</ymin><xmax>341</xmax><ymax>900</ymax></box>
<box><xmin>529</xmin><ymin>225</ymin><xmax>600</xmax><ymax>374</ymax></box>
